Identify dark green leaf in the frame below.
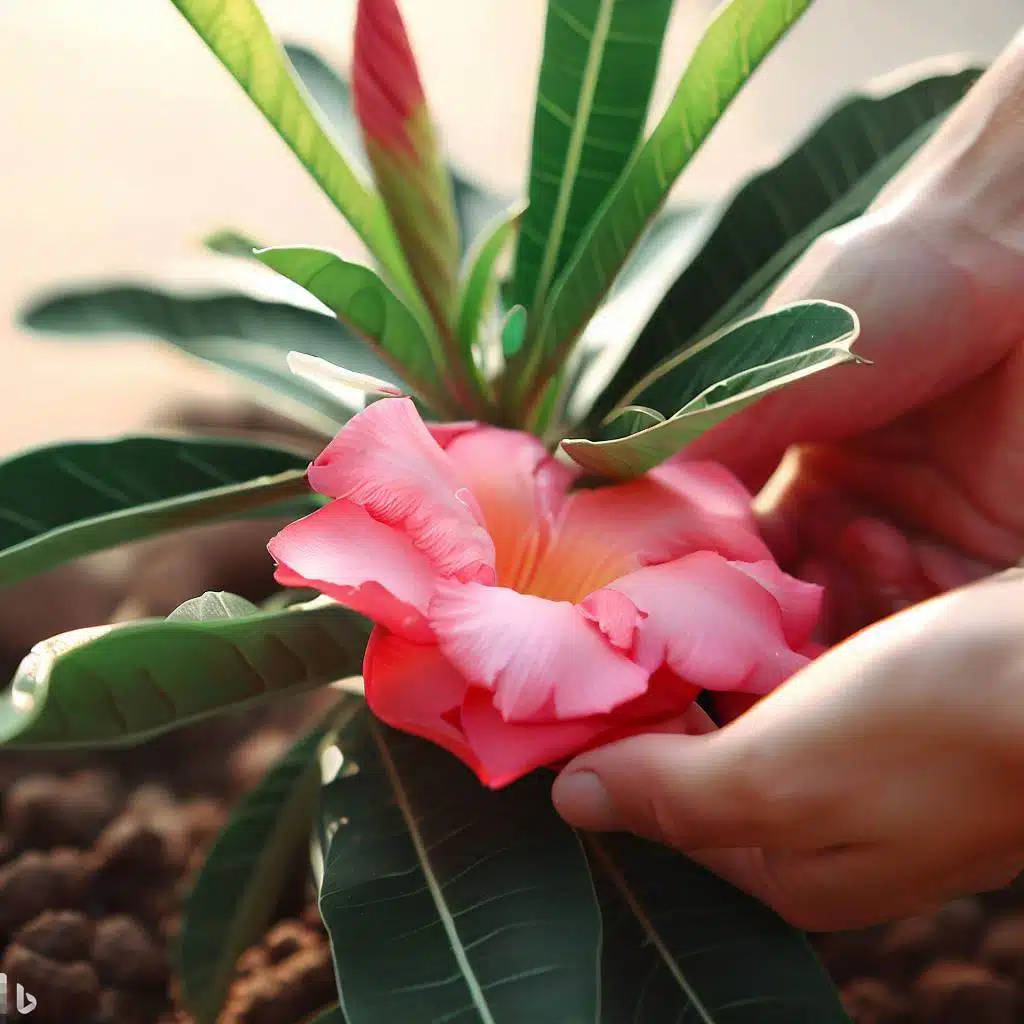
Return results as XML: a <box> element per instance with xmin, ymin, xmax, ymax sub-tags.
<box><xmin>591</xmin><ymin>835</ymin><xmax>850</xmax><ymax>1022</ymax></box>
<box><xmin>591</xmin><ymin>63</ymin><xmax>981</xmax><ymax>422</ymax></box>
<box><xmin>0</xmin><ymin>437</ymin><xmax>314</xmax><ymax>587</ymax></box>
<box><xmin>0</xmin><ymin>596</ymin><xmax>370</xmax><ymax>748</ymax></box>
<box><xmin>512</xmin><ymin>0</ymin><xmax>674</xmax><ymax>312</ymax></box>
<box><xmin>282</xmin><ymin>43</ymin><xmax>508</xmax><ymax>254</ymax></box>
<box><xmin>317</xmin><ymin>716</ymin><xmax>601</xmax><ymax>1024</ymax></box>
<box><xmin>168</xmin><ymin>0</ymin><xmax>410</xmax><ymax>290</ymax></box>
<box><xmin>255</xmin><ymin>247</ymin><xmax>455</xmax><ymax>415</ymax></box>
<box><xmin>180</xmin><ymin>714</ymin><xmax>352</xmax><ymax>1023</ymax></box>
<box><xmin>20</xmin><ymin>286</ymin><xmax>395</xmax><ymax>428</ymax></box>
<box><xmin>524</xmin><ymin>0</ymin><xmax>814</xmax><ymax>403</ymax></box>
<box><xmin>564</xmin><ymin>301</ymin><xmax>860</xmax><ymax>477</ymax></box>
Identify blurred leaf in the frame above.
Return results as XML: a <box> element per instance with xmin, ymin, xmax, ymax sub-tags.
<box><xmin>282</xmin><ymin>42</ymin><xmax>507</xmax><ymax>253</ymax></box>
<box><xmin>309</xmin><ymin>1008</ymin><xmax>348</xmax><ymax>1024</ymax></box>
<box><xmin>501</xmin><ymin>305</ymin><xmax>528</xmax><ymax>359</ymax></box>
<box><xmin>180</xmin><ymin>718</ymin><xmax>336</xmax><ymax>1023</ymax></box>
<box><xmin>316</xmin><ymin>716</ymin><xmax>601</xmax><ymax>1024</ymax></box>
<box><xmin>525</xmin><ymin>0</ymin><xmax>813</xmax><ymax>404</ymax></box>
<box><xmin>20</xmin><ymin>286</ymin><xmax>395</xmax><ymax>428</ymax></box>
<box><xmin>0</xmin><ymin>595</ymin><xmax>370</xmax><ymax>748</ymax></box>
<box><xmin>351</xmin><ymin>0</ymin><xmax>461</xmax><ymax>333</ymax></box>
<box><xmin>590</xmin><ymin>64</ymin><xmax>981</xmax><ymax>422</ymax></box>
<box><xmin>609</xmin><ymin>207</ymin><xmax>702</xmax><ymax>298</ymax></box>
<box><xmin>457</xmin><ymin>203</ymin><xmax>525</xmax><ymax>357</ymax></box>
<box><xmin>203</xmin><ymin>229</ymin><xmax>262</xmax><ymax>261</ymax></box>
<box><xmin>0</xmin><ymin>437</ymin><xmax>314</xmax><ymax>587</ymax></box>
<box><xmin>168</xmin><ymin>0</ymin><xmax>410</xmax><ymax>289</ymax></box>
<box><xmin>255</xmin><ymin>247</ymin><xmax>454</xmax><ymax>415</ymax></box>
<box><xmin>591</xmin><ymin>834</ymin><xmax>851</xmax><ymax>1022</ymax></box>
<box><xmin>564</xmin><ymin>301</ymin><xmax>859</xmax><ymax>477</ymax></box>
<box><xmin>512</xmin><ymin>0</ymin><xmax>674</xmax><ymax>312</ymax></box>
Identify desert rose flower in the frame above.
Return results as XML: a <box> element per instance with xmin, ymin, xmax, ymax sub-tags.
<box><xmin>268</xmin><ymin>397</ymin><xmax>822</xmax><ymax>788</ymax></box>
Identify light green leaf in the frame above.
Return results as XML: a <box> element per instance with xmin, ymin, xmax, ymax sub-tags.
<box><xmin>591</xmin><ymin>835</ymin><xmax>851</xmax><ymax>1022</ymax></box>
<box><xmin>501</xmin><ymin>305</ymin><xmax>528</xmax><ymax>359</ymax></box>
<box><xmin>167</xmin><ymin>591</ymin><xmax>260</xmax><ymax>622</ymax></box>
<box><xmin>168</xmin><ymin>0</ymin><xmax>409</xmax><ymax>291</ymax></box>
<box><xmin>179</xmin><ymin>700</ymin><xmax>359</xmax><ymax>1024</ymax></box>
<box><xmin>316</xmin><ymin>715</ymin><xmax>601</xmax><ymax>1024</ymax></box>
<box><xmin>512</xmin><ymin>0</ymin><xmax>674</xmax><ymax>315</ymax></box>
<box><xmin>590</xmin><ymin>63</ymin><xmax>981</xmax><ymax>422</ymax></box>
<box><xmin>20</xmin><ymin>286</ymin><xmax>394</xmax><ymax>429</ymax></box>
<box><xmin>563</xmin><ymin>301</ymin><xmax>860</xmax><ymax>477</ymax></box>
<box><xmin>457</xmin><ymin>203</ymin><xmax>525</xmax><ymax>357</ymax></box>
<box><xmin>0</xmin><ymin>596</ymin><xmax>370</xmax><ymax>748</ymax></box>
<box><xmin>0</xmin><ymin>437</ymin><xmax>314</xmax><ymax>587</ymax></box>
<box><xmin>281</xmin><ymin>43</ymin><xmax>508</xmax><ymax>254</ymax></box>
<box><xmin>525</xmin><ymin>0</ymin><xmax>814</xmax><ymax>403</ymax></box>
<box><xmin>255</xmin><ymin>247</ymin><xmax>455</xmax><ymax>416</ymax></box>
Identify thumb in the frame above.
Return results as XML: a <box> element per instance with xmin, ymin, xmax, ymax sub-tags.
<box><xmin>552</xmin><ymin>729</ymin><xmax>788</xmax><ymax>852</ymax></box>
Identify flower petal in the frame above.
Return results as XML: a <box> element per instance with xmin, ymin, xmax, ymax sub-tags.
<box><xmin>584</xmin><ymin>551</ymin><xmax>810</xmax><ymax>695</ymax></box>
<box><xmin>442</xmin><ymin>426</ymin><xmax>576</xmax><ymax>590</ymax></box>
<box><xmin>429</xmin><ymin>580</ymin><xmax>649</xmax><ymax>721</ymax></box>
<box><xmin>528</xmin><ymin>461</ymin><xmax>769</xmax><ymax>602</ymax></box>
<box><xmin>269</xmin><ymin>501</ymin><xmax>436</xmax><ymax>639</ymax></box>
<box><xmin>730</xmin><ymin>560</ymin><xmax>823</xmax><ymax>648</ymax></box>
<box><xmin>307</xmin><ymin>397</ymin><xmax>496</xmax><ymax>583</ymax></box>
<box><xmin>459</xmin><ymin>689</ymin><xmax>610</xmax><ymax>789</ymax></box>
<box><xmin>363</xmin><ymin>630</ymin><xmax>481</xmax><ymax>774</ymax></box>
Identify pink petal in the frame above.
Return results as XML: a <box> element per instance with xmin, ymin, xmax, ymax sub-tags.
<box><xmin>529</xmin><ymin>466</ymin><xmax>769</xmax><ymax>602</ymax></box>
<box><xmin>429</xmin><ymin>580</ymin><xmax>649</xmax><ymax>721</ymax></box>
<box><xmin>584</xmin><ymin>551</ymin><xmax>810</xmax><ymax>695</ymax></box>
<box><xmin>460</xmin><ymin>689</ymin><xmax>611</xmax><ymax>789</ymax></box>
<box><xmin>652</xmin><ymin>459</ymin><xmax>761</xmax><ymax>524</ymax></box>
<box><xmin>427</xmin><ymin>421</ymin><xmax>479</xmax><ymax>448</ymax></box>
<box><xmin>442</xmin><ymin>426</ymin><xmax>576</xmax><ymax>590</ymax></box>
<box><xmin>307</xmin><ymin>398</ymin><xmax>495</xmax><ymax>584</ymax></box>
<box><xmin>363</xmin><ymin>631</ymin><xmax>481</xmax><ymax>774</ymax></box>
<box><xmin>269</xmin><ymin>501</ymin><xmax>436</xmax><ymax>639</ymax></box>
<box><xmin>730</xmin><ymin>560</ymin><xmax>823</xmax><ymax>648</ymax></box>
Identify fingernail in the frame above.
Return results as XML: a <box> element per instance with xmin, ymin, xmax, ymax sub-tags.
<box><xmin>552</xmin><ymin>771</ymin><xmax>618</xmax><ymax>830</ymax></box>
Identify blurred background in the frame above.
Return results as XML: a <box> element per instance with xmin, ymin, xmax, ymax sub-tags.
<box><xmin>0</xmin><ymin>0</ymin><xmax>1020</xmax><ymax>457</ymax></box>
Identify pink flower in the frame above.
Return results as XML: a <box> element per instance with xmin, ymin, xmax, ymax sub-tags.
<box><xmin>268</xmin><ymin>398</ymin><xmax>821</xmax><ymax>788</ymax></box>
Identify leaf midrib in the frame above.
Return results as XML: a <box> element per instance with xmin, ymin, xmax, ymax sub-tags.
<box><xmin>372</xmin><ymin>719</ymin><xmax>497</xmax><ymax>1024</ymax></box>
<box><xmin>530</xmin><ymin>0</ymin><xmax>618</xmax><ymax>313</ymax></box>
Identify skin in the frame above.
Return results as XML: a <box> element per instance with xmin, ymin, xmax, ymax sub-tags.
<box><xmin>553</xmin><ymin>27</ymin><xmax>1024</xmax><ymax>929</ymax></box>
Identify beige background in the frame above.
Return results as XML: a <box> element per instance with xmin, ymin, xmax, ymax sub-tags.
<box><xmin>1</xmin><ymin>0</ymin><xmax>1020</xmax><ymax>457</ymax></box>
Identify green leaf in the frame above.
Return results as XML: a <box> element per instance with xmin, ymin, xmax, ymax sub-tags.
<box><xmin>512</xmin><ymin>0</ymin><xmax>674</xmax><ymax>313</ymax></box>
<box><xmin>255</xmin><ymin>247</ymin><xmax>455</xmax><ymax>416</ymax></box>
<box><xmin>203</xmin><ymin>228</ymin><xmax>262</xmax><ymax>260</ymax></box>
<box><xmin>281</xmin><ymin>43</ymin><xmax>507</xmax><ymax>254</ymax></box>
<box><xmin>501</xmin><ymin>305</ymin><xmax>528</xmax><ymax>359</ymax></box>
<box><xmin>317</xmin><ymin>716</ymin><xmax>601</xmax><ymax>1024</ymax></box>
<box><xmin>167</xmin><ymin>0</ymin><xmax>410</xmax><ymax>291</ymax></box>
<box><xmin>525</xmin><ymin>0</ymin><xmax>814</xmax><ymax>403</ymax></box>
<box><xmin>590</xmin><ymin>834</ymin><xmax>851</xmax><ymax>1022</ymax></box>
<box><xmin>0</xmin><ymin>596</ymin><xmax>370</xmax><ymax>748</ymax></box>
<box><xmin>563</xmin><ymin>301</ymin><xmax>860</xmax><ymax>477</ymax></box>
<box><xmin>590</xmin><ymin>63</ymin><xmax>981</xmax><ymax>422</ymax></box>
<box><xmin>0</xmin><ymin>437</ymin><xmax>314</xmax><ymax>587</ymax></box>
<box><xmin>167</xmin><ymin>591</ymin><xmax>260</xmax><ymax>621</ymax></box>
<box><xmin>180</xmin><ymin>715</ymin><xmax>346</xmax><ymax>1023</ymax></box>
<box><xmin>457</xmin><ymin>203</ymin><xmax>525</xmax><ymax>357</ymax></box>
<box><xmin>20</xmin><ymin>286</ymin><xmax>395</xmax><ymax>430</ymax></box>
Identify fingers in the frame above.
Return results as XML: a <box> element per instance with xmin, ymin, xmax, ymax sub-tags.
<box><xmin>552</xmin><ymin>729</ymin><xmax>813</xmax><ymax>853</ymax></box>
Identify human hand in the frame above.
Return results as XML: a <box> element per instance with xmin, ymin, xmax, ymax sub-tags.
<box><xmin>552</xmin><ymin>569</ymin><xmax>1024</xmax><ymax>930</ymax></box>
<box><xmin>685</xmin><ymin>28</ymin><xmax>1024</xmax><ymax>638</ymax></box>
